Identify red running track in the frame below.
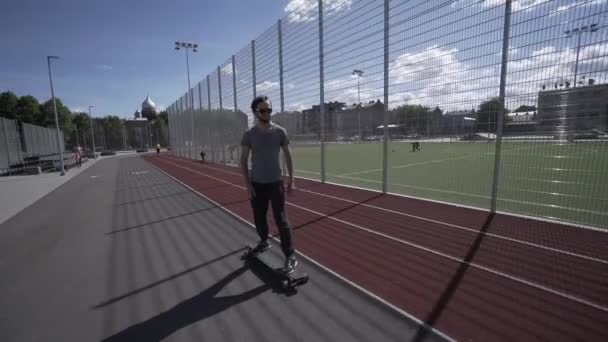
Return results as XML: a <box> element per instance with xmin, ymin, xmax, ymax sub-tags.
<box><xmin>144</xmin><ymin>154</ymin><xmax>608</xmax><ymax>341</ymax></box>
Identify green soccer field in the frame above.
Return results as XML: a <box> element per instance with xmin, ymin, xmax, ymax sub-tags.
<box><xmin>289</xmin><ymin>140</ymin><xmax>608</xmax><ymax>229</ymax></box>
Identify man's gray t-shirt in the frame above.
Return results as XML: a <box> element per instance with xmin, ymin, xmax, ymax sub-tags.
<box><xmin>241</xmin><ymin>123</ymin><xmax>289</xmax><ymax>183</ymax></box>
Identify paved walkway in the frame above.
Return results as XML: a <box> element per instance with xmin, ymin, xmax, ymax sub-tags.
<box><xmin>0</xmin><ymin>157</ymin><xmax>102</xmax><ymax>225</ymax></box>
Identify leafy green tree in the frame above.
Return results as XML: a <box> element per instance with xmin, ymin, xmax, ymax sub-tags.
<box><xmin>0</xmin><ymin>91</ymin><xmax>18</xmax><ymax>119</ymax></box>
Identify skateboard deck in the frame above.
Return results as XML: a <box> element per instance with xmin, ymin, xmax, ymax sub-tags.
<box><xmin>241</xmin><ymin>246</ymin><xmax>308</xmax><ymax>290</ymax></box>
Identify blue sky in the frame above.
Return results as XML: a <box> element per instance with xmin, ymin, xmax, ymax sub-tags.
<box><xmin>0</xmin><ymin>0</ymin><xmax>285</xmax><ymax>117</ymax></box>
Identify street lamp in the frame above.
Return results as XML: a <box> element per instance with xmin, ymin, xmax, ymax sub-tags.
<box><xmin>89</xmin><ymin>105</ymin><xmax>96</xmax><ymax>158</ymax></box>
<box><xmin>174</xmin><ymin>41</ymin><xmax>198</xmax><ymax>159</ymax></box>
<box><xmin>352</xmin><ymin>69</ymin><xmax>364</xmax><ymax>139</ymax></box>
<box><xmin>47</xmin><ymin>56</ymin><xmax>65</xmax><ymax>176</ymax></box>
<box><xmin>565</xmin><ymin>23</ymin><xmax>599</xmax><ymax>87</ymax></box>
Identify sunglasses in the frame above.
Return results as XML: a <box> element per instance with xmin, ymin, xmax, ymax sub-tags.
<box><xmin>257</xmin><ymin>108</ymin><xmax>272</xmax><ymax>114</ymax></box>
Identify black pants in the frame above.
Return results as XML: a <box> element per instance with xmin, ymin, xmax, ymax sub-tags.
<box><xmin>251</xmin><ymin>181</ymin><xmax>294</xmax><ymax>258</ymax></box>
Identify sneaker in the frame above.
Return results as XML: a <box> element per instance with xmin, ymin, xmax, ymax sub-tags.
<box><xmin>282</xmin><ymin>255</ymin><xmax>298</xmax><ymax>274</ymax></box>
<box><xmin>249</xmin><ymin>240</ymin><xmax>270</xmax><ymax>256</ymax></box>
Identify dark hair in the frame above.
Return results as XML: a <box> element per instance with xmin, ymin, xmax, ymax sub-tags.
<box><xmin>251</xmin><ymin>95</ymin><xmax>271</xmax><ymax>113</ymax></box>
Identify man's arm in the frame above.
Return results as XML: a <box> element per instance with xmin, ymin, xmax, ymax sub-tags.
<box><xmin>240</xmin><ymin>145</ymin><xmax>254</xmax><ymax>198</ymax></box>
<box><xmin>281</xmin><ymin>143</ymin><xmax>294</xmax><ymax>192</ymax></box>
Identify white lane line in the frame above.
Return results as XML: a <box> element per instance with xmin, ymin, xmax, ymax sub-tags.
<box><xmin>157</xmin><ymin>157</ymin><xmax>608</xmax><ymax>313</ymax></box>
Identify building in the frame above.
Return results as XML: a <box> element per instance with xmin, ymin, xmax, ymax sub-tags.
<box><xmin>339</xmin><ymin>100</ymin><xmax>384</xmax><ymax>138</ymax></box>
<box><xmin>271</xmin><ymin>111</ymin><xmax>303</xmax><ymax>137</ymax></box>
<box><xmin>505</xmin><ymin>111</ymin><xmax>539</xmax><ymax>134</ymax></box>
<box><xmin>125</xmin><ymin>96</ymin><xmax>156</xmax><ymax>149</ymax></box>
<box><xmin>537</xmin><ymin>82</ymin><xmax>608</xmax><ymax>137</ymax></box>
<box><xmin>302</xmin><ymin>102</ymin><xmax>344</xmax><ymax>140</ymax></box>
<box><xmin>442</xmin><ymin>110</ymin><xmax>477</xmax><ymax>136</ymax></box>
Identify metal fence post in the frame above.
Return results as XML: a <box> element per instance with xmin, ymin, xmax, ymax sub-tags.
<box><xmin>318</xmin><ymin>0</ymin><xmax>326</xmax><ymax>183</ymax></box>
<box><xmin>382</xmin><ymin>0</ymin><xmax>389</xmax><ymax>193</ymax></box>
<box><xmin>278</xmin><ymin>19</ymin><xmax>285</xmax><ymax>114</ymax></box>
<box><xmin>278</xmin><ymin>18</ymin><xmax>287</xmax><ymax>177</ymax></box>
<box><xmin>190</xmin><ymin>87</ymin><xmax>195</xmax><ymax>159</ymax></box>
<box><xmin>232</xmin><ymin>55</ymin><xmax>238</xmax><ymax>111</ymax></box>
<box><xmin>490</xmin><ymin>0</ymin><xmax>512</xmax><ymax>213</ymax></box>
<box><xmin>252</xmin><ymin>40</ymin><xmax>257</xmax><ymax>99</ymax></box>
<box><xmin>206</xmin><ymin>74</ymin><xmax>215</xmax><ymax>163</ymax></box>
<box><xmin>218</xmin><ymin>65</ymin><xmax>226</xmax><ymax>163</ymax></box>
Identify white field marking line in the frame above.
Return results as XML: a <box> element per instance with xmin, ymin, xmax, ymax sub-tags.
<box><xmin>339</xmin><ymin>143</ymin><xmax>541</xmax><ymax>178</ymax></box>
<box><xmin>168</xmin><ymin>157</ymin><xmax>608</xmax><ymax>264</ymax></box>
<box><xmin>338</xmin><ymin>154</ymin><xmax>477</xmax><ymax>177</ymax></box>
<box><xmin>147</xmin><ymin>159</ymin><xmax>455</xmax><ymax>342</ymax></box>
<box><xmin>158</xmin><ymin>157</ymin><xmax>608</xmax><ymax>313</ymax></box>
<box><xmin>335</xmin><ymin>173</ymin><xmax>608</xmax><ymax>217</ymax></box>
<box><xmin>293</xmin><ymin>174</ymin><xmax>608</xmax><ymax>234</ymax></box>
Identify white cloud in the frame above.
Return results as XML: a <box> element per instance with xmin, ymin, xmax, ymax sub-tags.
<box><xmin>389</xmin><ymin>46</ymin><xmax>500</xmax><ymax>110</ymax></box>
<box><xmin>256</xmin><ymin>80</ymin><xmax>279</xmax><ymax>92</ymax></box>
<box><xmin>285</xmin><ymin>0</ymin><xmax>352</xmax><ymax>23</ymax></box>
<box><xmin>549</xmin><ymin>0</ymin><xmax>607</xmax><ymax>16</ymax></box>
<box><xmin>455</xmin><ymin>0</ymin><xmax>551</xmax><ymax>12</ymax></box>
<box><xmin>71</xmin><ymin>107</ymin><xmax>86</xmax><ymax>113</ymax></box>
<box><xmin>221</xmin><ymin>63</ymin><xmax>233</xmax><ymax>76</ymax></box>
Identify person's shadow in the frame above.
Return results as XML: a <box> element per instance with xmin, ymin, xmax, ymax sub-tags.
<box><xmin>102</xmin><ymin>264</ymin><xmax>273</xmax><ymax>342</ymax></box>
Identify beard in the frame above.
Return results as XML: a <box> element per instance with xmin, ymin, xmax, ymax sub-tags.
<box><xmin>256</xmin><ymin>114</ymin><xmax>270</xmax><ymax>123</ymax></box>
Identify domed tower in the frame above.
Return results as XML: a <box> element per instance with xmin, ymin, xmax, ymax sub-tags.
<box><xmin>141</xmin><ymin>94</ymin><xmax>157</xmax><ymax>120</ymax></box>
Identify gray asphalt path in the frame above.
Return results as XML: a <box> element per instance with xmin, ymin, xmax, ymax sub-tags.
<box><xmin>0</xmin><ymin>155</ymin><xmax>445</xmax><ymax>342</ymax></box>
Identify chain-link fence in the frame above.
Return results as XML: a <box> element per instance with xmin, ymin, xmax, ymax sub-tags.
<box><xmin>167</xmin><ymin>0</ymin><xmax>608</xmax><ymax>229</ymax></box>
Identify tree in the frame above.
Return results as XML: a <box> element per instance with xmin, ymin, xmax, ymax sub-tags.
<box><xmin>514</xmin><ymin>105</ymin><xmax>536</xmax><ymax>113</ymax></box>
<box><xmin>15</xmin><ymin>95</ymin><xmax>40</xmax><ymax>124</ymax></box>
<box><xmin>141</xmin><ymin>107</ymin><xmax>157</xmax><ymax>121</ymax></box>
<box><xmin>37</xmin><ymin>98</ymin><xmax>73</xmax><ymax>142</ymax></box>
<box><xmin>158</xmin><ymin>110</ymin><xmax>168</xmax><ymax>125</ymax></box>
<box><xmin>477</xmin><ymin>98</ymin><xmax>503</xmax><ymax>133</ymax></box>
<box><xmin>389</xmin><ymin>104</ymin><xmax>435</xmax><ymax>135</ymax></box>
<box><xmin>0</xmin><ymin>91</ymin><xmax>18</xmax><ymax>119</ymax></box>
<box><xmin>71</xmin><ymin>112</ymin><xmax>92</xmax><ymax>148</ymax></box>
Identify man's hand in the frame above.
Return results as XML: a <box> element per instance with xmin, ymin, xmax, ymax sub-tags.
<box><xmin>247</xmin><ymin>183</ymin><xmax>256</xmax><ymax>199</ymax></box>
<box><xmin>286</xmin><ymin>177</ymin><xmax>294</xmax><ymax>194</ymax></box>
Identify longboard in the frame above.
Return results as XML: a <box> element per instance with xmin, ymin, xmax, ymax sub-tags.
<box><xmin>241</xmin><ymin>246</ymin><xmax>308</xmax><ymax>291</ymax></box>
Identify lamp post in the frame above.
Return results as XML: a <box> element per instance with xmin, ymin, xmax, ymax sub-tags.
<box><xmin>89</xmin><ymin>105</ymin><xmax>96</xmax><ymax>158</ymax></box>
<box><xmin>47</xmin><ymin>56</ymin><xmax>65</xmax><ymax>175</ymax></box>
<box><xmin>565</xmin><ymin>23</ymin><xmax>599</xmax><ymax>87</ymax></box>
<box><xmin>174</xmin><ymin>41</ymin><xmax>198</xmax><ymax>159</ymax></box>
<box><xmin>352</xmin><ymin>69</ymin><xmax>363</xmax><ymax>139</ymax></box>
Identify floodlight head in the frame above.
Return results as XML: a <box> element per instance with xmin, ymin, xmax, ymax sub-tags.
<box><xmin>193</xmin><ymin>44</ymin><xmax>198</xmax><ymax>49</ymax></box>
<box><xmin>175</xmin><ymin>46</ymin><xmax>180</xmax><ymax>50</ymax></box>
<box><xmin>175</xmin><ymin>41</ymin><xmax>180</xmax><ymax>46</ymax></box>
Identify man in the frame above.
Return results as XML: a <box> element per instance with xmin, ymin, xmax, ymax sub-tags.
<box><xmin>156</xmin><ymin>144</ymin><xmax>161</xmax><ymax>154</ymax></box>
<box><xmin>240</xmin><ymin>95</ymin><xmax>297</xmax><ymax>274</ymax></box>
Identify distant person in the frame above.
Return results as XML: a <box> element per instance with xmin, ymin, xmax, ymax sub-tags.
<box><xmin>411</xmin><ymin>141</ymin><xmax>421</xmax><ymax>152</ymax></box>
<box><xmin>156</xmin><ymin>144</ymin><xmax>161</xmax><ymax>154</ymax></box>
<box><xmin>76</xmin><ymin>150</ymin><xmax>82</xmax><ymax>167</ymax></box>
<box><xmin>240</xmin><ymin>95</ymin><xmax>298</xmax><ymax>274</ymax></box>
<box><xmin>200</xmin><ymin>150</ymin><xmax>206</xmax><ymax>162</ymax></box>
